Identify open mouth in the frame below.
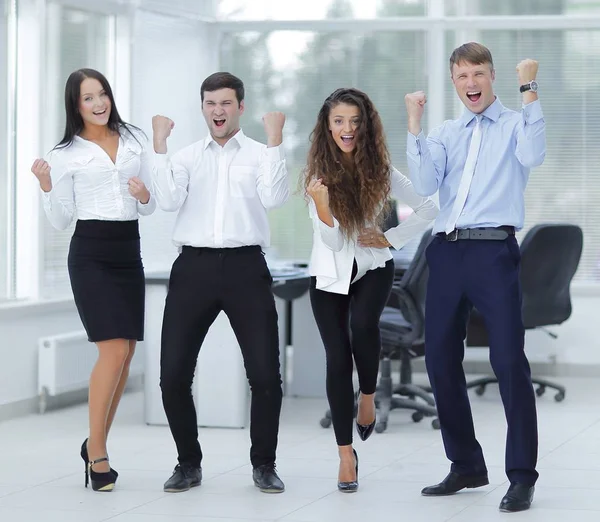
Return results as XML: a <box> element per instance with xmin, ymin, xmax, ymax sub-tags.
<box><xmin>214</xmin><ymin>119</ymin><xmax>226</xmax><ymax>128</ymax></box>
<box><xmin>466</xmin><ymin>91</ymin><xmax>482</xmax><ymax>103</ymax></box>
<box><xmin>340</xmin><ymin>135</ymin><xmax>354</xmax><ymax>145</ymax></box>
<box><xmin>93</xmin><ymin>109</ymin><xmax>107</xmax><ymax>116</ymax></box>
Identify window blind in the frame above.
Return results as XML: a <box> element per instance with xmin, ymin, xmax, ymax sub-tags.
<box><xmin>41</xmin><ymin>4</ymin><xmax>111</xmax><ymax>298</ymax></box>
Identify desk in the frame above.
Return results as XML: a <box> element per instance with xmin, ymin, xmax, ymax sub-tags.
<box><xmin>143</xmin><ymin>267</ymin><xmax>311</xmax><ymax>428</ymax></box>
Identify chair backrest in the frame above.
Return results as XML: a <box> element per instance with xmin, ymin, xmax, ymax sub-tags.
<box><xmin>382</xmin><ymin>199</ymin><xmax>400</xmax><ymax>233</ymax></box>
<box><xmin>400</xmin><ymin>229</ymin><xmax>435</xmax><ymax>318</ymax></box>
<box><xmin>519</xmin><ymin>223</ymin><xmax>583</xmax><ymax>328</ymax></box>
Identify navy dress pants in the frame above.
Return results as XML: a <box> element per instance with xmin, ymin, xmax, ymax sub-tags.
<box><xmin>424</xmin><ymin>235</ymin><xmax>538</xmax><ymax>486</ymax></box>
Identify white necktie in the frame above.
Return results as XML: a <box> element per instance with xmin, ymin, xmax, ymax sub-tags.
<box><xmin>445</xmin><ymin>116</ymin><xmax>482</xmax><ymax>234</ymax></box>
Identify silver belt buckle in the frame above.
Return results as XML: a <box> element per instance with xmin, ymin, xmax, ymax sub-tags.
<box><xmin>446</xmin><ymin>229</ymin><xmax>459</xmax><ymax>242</ymax></box>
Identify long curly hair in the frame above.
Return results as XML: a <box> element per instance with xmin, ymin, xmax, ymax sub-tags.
<box><xmin>303</xmin><ymin>88</ymin><xmax>391</xmax><ymax>239</ymax></box>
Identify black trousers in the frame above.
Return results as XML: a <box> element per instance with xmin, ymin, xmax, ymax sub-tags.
<box><xmin>425</xmin><ymin>236</ymin><xmax>538</xmax><ymax>486</ymax></box>
<box><xmin>160</xmin><ymin>246</ymin><xmax>282</xmax><ymax>469</ymax></box>
<box><xmin>309</xmin><ymin>259</ymin><xmax>395</xmax><ymax>446</ymax></box>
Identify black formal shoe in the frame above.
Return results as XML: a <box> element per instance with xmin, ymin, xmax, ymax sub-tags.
<box><xmin>499</xmin><ymin>483</ymin><xmax>534</xmax><ymax>512</ymax></box>
<box><xmin>356</xmin><ymin>419</ymin><xmax>376</xmax><ymax>442</ymax></box>
<box><xmin>253</xmin><ymin>463</ymin><xmax>285</xmax><ymax>493</ymax></box>
<box><xmin>81</xmin><ymin>439</ymin><xmax>118</xmax><ymax>478</ymax></box>
<box><xmin>163</xmin><ymin>463</ymin><xmax>202</xmax><ymax>493</ymax></box>
<box><xmin>338</xmin><ymin>449</ymin><xmax>359</xmax><ymax>493</ymax></box>
<box><xmin>421</xmin><ymin>471</ymin><xmax>489</xmax><ymax>496</ymax></box>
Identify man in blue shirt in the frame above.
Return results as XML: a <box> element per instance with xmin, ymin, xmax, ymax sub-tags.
<box><xmin>405</xmin><ymin>42</ymin><xmax>545</xmax><ymax>513</ymax></box>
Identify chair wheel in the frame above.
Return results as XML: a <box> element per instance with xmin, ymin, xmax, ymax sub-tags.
<box><xmin>431</xmin><ymin>418</ymin><xmax>441</xmax><ymax>430</ymax></box>
<box><xmin>412</xmin><ymin>411</ymin><xmax>424</xmax><ymax>423</ymax></box>
<box><xmin>536</xmin><ymin>386</ymin><xmax>546</xmax><ymax>397</ymax></box>
<box><xmin>475</xmin><ymin>385</ymin><xmax>486</xmax><ymax>396</ymax></box>
<box><xmin>375</xmin><ymin>422</ymin><xmax>387</xmax><ymax>434</ymax></box>
<box><xmin>554</xmin><ymin>391</ymin><xmax>565</xmax><ymax>402</ymax></box>
<box><xmin>319</xmin><ymin>417</ymin><xmax>331</xmax><ymax>428</ymax></box>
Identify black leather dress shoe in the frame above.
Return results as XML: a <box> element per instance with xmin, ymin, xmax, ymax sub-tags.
<box><xmin>253</xmin><ymin>464</ymin><xmax>285</xmax><ymax>493</ymax></box>
<box><xmin>499</xmin><ymin>483</ymin><xmax>534</xmax><ymax>512</ymax></box>
<box><xmin>356</xmin><ymin>419</ymin><xmax>375</xmax><ymax>441</ymax></box>
<box><xmin>163</xmin><ymin>463</ymin><xmax>202</xmax><ymax>493</ymax></box>
<box><xmin>421</xmin><ymin>471</ymin><xmax>489</xmax><ymax>496</ymax></box>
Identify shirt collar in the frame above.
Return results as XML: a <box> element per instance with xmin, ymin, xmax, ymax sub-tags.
<box><xmin>203</xmin><ymin>128</ymin><xmax>246</xmax><ymax>150</ymax></box>
<box><xmin>460</xmin><ymin>97</ymin><xmax>504</xmax><ymax>127</ymax></box>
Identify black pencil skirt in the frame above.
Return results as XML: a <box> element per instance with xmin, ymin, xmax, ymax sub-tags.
<box><xmin>67</xmin><ymin>219</ymin><xmax>145</xmax><ymax>343</ymax></box>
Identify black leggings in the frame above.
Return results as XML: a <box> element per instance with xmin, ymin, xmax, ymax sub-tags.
<box><xmin>309</xmin><ymin>259</ymin><xmax>395</xmax><ymax>446</ymax></box>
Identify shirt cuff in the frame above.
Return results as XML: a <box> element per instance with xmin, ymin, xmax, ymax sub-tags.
<box><xmin>522</xmin><ymin>99</ymin><xmax>544</xmax><ymax>125</ymax></box>
<box><xmin>265</xmin><ymin>144</ymin><xmax>284</xmax><ymax>162</ymax></box>
<box><xmin>153</xmin><ymin>152</ymin><xmax>170</xmax><ymax>167</ymax></box>
<box><xmin>383</xmin><ymin>229</ymin><xmax>401</xmax><ymax>251</ymax></box>
<box><xmin>406</xmin><ymin>131</ymin><xmax>424</xmax><ymax>156</ymax></box>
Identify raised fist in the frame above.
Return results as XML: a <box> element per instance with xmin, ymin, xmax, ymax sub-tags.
<box><xmin>31</xmin><ymin>158</ymin><xmax>52</xmax><ymax>192</ymax></box>
<box><xmin>517</xmin><ymin>59</ymin><xmax>539</xmax><ymax>86</ymax></box>
<box><xmin>307</xmin><ymin>178</ymin><xmax>329</xmax><ymax>210</ymax></box>
<box><xmin>262</xmin><ymin>112</ymin><xmax>286</xmax><ymax>138</ymax></box>
<box><xmin>152</xmin><ymin>115</ymin><xmax>175</xmax><ymax>141</ymax></box>
<box><xmin>404</xmin><ymin>91</ymin><xmax>427</xmax><ymax>122</ymax></box>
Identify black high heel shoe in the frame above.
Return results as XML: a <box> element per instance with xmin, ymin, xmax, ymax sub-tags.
<box><xmin>338</xmin><ymin>449</ymin><xmax>359</xmax><ymax>493</ymax></box>
<box><xmin>81</xmin><ymin>439</ymin><xmax>118</xmax><ymax>478</ymax></box>
<box><xmin>356</xmin><ymin>419</ymin><xmax>376</xmax><ymax>441</ymax></box>
<box><xmin>356</xmin><ymin>395</ymin><xmax>376</xmax><ymax>441</ymax></box>
<box><xmin>86</xmin><ymin>457</ymin><xmax>117</xmax><ymax>492</ymax></box>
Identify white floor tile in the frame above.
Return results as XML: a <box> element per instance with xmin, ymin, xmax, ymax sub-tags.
<box><xmin>0</xmin><ymin>375</ymin><xmax>597</xmax><ymax>521</ymax></box>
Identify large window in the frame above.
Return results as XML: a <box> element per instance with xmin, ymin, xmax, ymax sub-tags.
<box><xmin>41</xmin><ymin>4</ymin><xmax>113</xmax><ymax>298</ymax></box>
<box><xmin>218</xmin><ymin>0</ymin><xmax>427</xmax><ymax>20</ymax></box>
<box><xmin>443</xmin><ymin>28</ymin><xmax>600</xmax><ymax>283</ymax></box>
<box><xmin>0</xmin><ymin>0</ymin><xmax>10</xmax><ymax>299</ymax></box>
<box><xmin>220</xmin><ymin>0</ymin><xmax>428</xmax><ymax>260</ymax></box>
<box><xmin>219</xmin><ymin>2</ymin><xmax>600</xmax><ymax>283</ymax></box>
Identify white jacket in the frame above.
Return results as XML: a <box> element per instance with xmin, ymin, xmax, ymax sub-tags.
<box><xmin>308</xmin><ymin>167</ymin><xmax>439</xmax><ymax>295</ymax></box>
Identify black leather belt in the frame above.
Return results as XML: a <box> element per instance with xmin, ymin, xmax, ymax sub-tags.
<box><xmin>437</xmin><ymin>226</ymin><xmax>515</xmax><ymax>242</ymax></box>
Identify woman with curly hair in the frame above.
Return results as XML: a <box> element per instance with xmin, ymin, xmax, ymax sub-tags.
<box><xmin>304</xmin><ymin>88</ymin><xmax>438</xmax><ymax>492</ymax></box>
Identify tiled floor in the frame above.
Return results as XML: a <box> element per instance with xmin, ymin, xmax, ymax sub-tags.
<box><xmin>0</xmin><ymin>375</ymin><xmax>599</xmax><ymax>521</ymax></box>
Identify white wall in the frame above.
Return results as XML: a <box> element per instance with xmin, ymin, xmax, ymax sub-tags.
<box><xmin>0</xmin><ymin>0</ymin><xmax>8</xmax><ymax>298</ymax></box>
<box><xmin>0</xmin><ymin>300</ymin><xmax>81</xmax><ymax>410</ymax></box>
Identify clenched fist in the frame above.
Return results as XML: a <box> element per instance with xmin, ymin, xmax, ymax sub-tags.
<box><xmin>31</xmin><ymin>158</ymin><xmax>52</xmax><ymax>193</ymax></box>
<box><xmin>263</xmin><ymin>112</ymin><xmax>285</xmax><ymax>147</ymax></box>
<box><xmin>128</xmin><ymin>176</ymin><xmax>150</xmax><ymax>204</ymax></box>
<box><xmin>152</xmin><ymin>115</ymin><xmax>174</xmax><ymax>154</ymax></box>
<box><xmin>517</xmin><ymin>59</ymin><xmax>539</xmax><ymax>86</ymax></box>
<box><xmin>307</xmin><ymin>178</ymin><xmax>329</xmax><ymax>210</ymax></box>
<box><xmin>405</xmin><ymin>91</ymin><xmax>426</xmax><ymax>119</ymax></box>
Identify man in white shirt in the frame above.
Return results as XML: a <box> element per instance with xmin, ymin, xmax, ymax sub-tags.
<box><xmin>151</xmin><ymin>72</ymin><xmax>288</xmax><ymax>494</ymax></box>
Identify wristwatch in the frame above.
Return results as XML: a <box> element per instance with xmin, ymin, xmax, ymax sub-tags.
<box><xmin>520</xmin><ymin>80</ymin><xmax>539</xmax><ymax>93</ymax></box>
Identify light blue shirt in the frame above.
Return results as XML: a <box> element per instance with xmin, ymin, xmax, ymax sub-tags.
<box><xmin>406</xmin><ymin>97</ymin><xmax>546</xmax><ymax>233</ymax></box>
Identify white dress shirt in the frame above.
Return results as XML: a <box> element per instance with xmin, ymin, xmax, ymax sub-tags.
<box><xmin>152</xmin><ymin>129</ymin><xmax>289</xmax><ymax>249</ymax></box>
<box><xmin>42</xmin><ymin>127</ymin><xmax>156</xmax><ymax>230</ymax></box>
<box><xmin>309</xmin><ymin>167</ymin><xmax>439</xmax><ymax>295</ymax></box>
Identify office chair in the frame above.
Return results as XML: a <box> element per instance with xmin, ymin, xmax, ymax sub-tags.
<box><xmin>465</xmin><ymin>224</ymin><xmax>583</xmax><ymax>402</ymax></box>
<box><xmin>375</xmin><ymin>230</ymin><xmax>439</xmax><ymax>432</ymax></box>
<box><xmin>319</xmin><ymin>230</ymin><xmax>440</xmax><ymax>432</ymax></box>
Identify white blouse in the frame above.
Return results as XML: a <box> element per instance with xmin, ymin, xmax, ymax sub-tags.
<box><xmin>42</xmin><ymin>127</ymin><xmax>156</xmax><ymax>230</ymax></box>
<box><xmin>309</xmin><ymin>166</ymin><xmax>439</xmax><ymax>295</ymax></box>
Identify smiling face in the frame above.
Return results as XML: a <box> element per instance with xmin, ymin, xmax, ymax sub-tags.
<box><xmin>328</xmin><ymin>102</ymin><xmax>361</xmax><ymax>156</ymax></box>
<box><xmin>202</xmin><ymin>88</ymin><xmax>244</xmax><ymax>145</ymax></box>
<box><xmin>78</xmin><ymin>77</ymin><xmax>111</xmax><ymax>128</ymax></box>
<box><xmin>451</xmin><ymin>60</ymin><xmax>496</xmax><ymax>114</ymax></box>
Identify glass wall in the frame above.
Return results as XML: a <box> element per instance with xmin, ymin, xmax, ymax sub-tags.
<box><xmin>219</xmin><ymin>1</ymin><xmax>600</xmax><ymax>282</ymax></box>
<box><xmin>0</xmin><ymin>0</ymin><xmax>10</xmax><ymax>299</ymax></box>
<box><xmin>41</xmin><ymin>4</ymin><xmax>113</xmax><ymax>298</ymax></box>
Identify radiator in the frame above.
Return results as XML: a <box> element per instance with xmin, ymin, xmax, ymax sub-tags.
<box><xmin>37</xmin><ymin>331</ymin><xmax>144</xmax><ymax>413</ymax></box>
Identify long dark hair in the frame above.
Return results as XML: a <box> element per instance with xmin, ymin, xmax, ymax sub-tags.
<box><xmin>54</xmin><ymin>68</ymin><xmax>142</xmax><ymax>149</ymax></box>
<box><xmin>303</xmin><ymin>88</ymin><xmax>391</xmax><ymax>239</ymax></box>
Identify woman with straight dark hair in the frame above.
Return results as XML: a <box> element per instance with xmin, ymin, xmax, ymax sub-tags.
<box><xmin>303</xmin><ymin>88</ymin><xmax>438</xmax><ymax>492</ymax></box>
<box><xmin>31</xmin><ymin>68</ymin><xmax>156</xmax><ymax>492</ymax></box>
